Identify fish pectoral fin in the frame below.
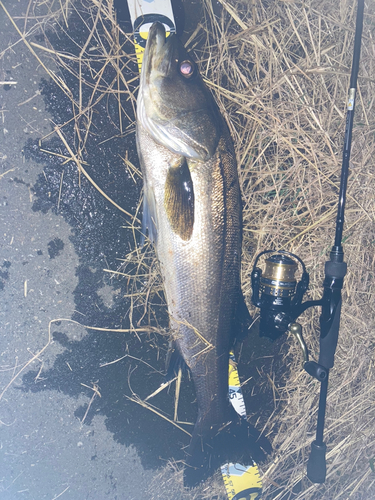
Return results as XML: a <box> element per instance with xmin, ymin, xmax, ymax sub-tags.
<box><xmin>141</xmin><ymin>184</ymin><xmax>158</xmax><ymax>245</ymax></box>
<box><xmin>164</xmin><ymin>159</ymin><xmax>194</xmax><ymax>241</ymax></box>
<box><xmin>165</xmin><ymin>341</ymin><xmax>189</xmax><ymax>381</ymax></box>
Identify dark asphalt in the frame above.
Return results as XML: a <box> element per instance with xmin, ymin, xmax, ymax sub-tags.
<box><xmin>0</xmin><ymin>2</ymin><xmax>172</xmax><ymax>498</ymax></box>
<box><xmin>0</xmin><ymin>2</ymin><xmax>276</xmax><ymax>499</ymax></box>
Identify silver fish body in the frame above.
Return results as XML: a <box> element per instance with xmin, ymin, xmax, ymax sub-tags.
<box><xmin>137</xmin><ymin>119</ymin><xmax>241</xmax><ymax>424</ymax></box>
<box><xmin>136</xmin><ymin>22</ymin><xmax>269</xmax><ymax>486</ymax></box>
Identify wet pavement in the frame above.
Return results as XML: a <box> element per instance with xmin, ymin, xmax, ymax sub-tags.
<box><xmin>0</xmin><ymin>2</ymin><xmax>276</xmax><ymax>499</ymax></box>
<box><xmin>0</xmin><ymin>2</ymin><xmax>189</xmax><ymax>498</ymax></box>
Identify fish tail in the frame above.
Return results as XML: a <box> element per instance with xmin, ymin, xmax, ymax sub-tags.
<box><xmin>183</xmin><ymin>407</ymin><xmax>271</xmax><ymax>488</ymax></box>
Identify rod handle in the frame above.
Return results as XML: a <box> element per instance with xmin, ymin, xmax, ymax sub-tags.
<box><xmin>307</xmin><ymin>441</ymin><xmax>327</xmax><ymax>483</ymax></box>
<box><xmin>319</xmin><ymin>259</ymin><xmax>346</xmax><ymax>369</ymax></box>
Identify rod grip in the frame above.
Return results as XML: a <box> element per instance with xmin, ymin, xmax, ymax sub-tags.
<box><xmin>319</xmin><ymin>259</ymin><xmax>346</xmax><ymax>369</ymax></box>
<box><xmin>307</xmin><ymin>441</ymin><xmax>327</xmax><ymax>483</ymax></box>
<box><xmin>319</xmin><ymin>297</ymin><xmax>342</xmax><ymax>369</ymax></box>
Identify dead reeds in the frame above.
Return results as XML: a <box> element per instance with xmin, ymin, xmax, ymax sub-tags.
<box><xmin>199</xmin><ymin>1</ymin><xmax>375</xmax><ymax>499</ymax></box>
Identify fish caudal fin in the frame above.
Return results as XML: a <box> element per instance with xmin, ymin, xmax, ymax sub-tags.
<box><xmin>183</xmin><ymin>407</ymin><xmax>271</xmax><ymax>488</ymax></box>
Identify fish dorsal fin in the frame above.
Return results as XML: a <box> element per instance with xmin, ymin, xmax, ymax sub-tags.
<box><xmin>164</xmin><ymin>159</ymin><xmax>194</xmax><ymax>241</ymax></box>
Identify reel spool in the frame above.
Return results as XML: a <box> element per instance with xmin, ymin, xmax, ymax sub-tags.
<box><xmin>251</xmin><ymin>250</ymin><xmax>309</xmax><ymax>341</ymax></box>
<box><xmin>260</xmin><ymin>253</ymin><xmax>298</xmax><ymax>299</ymax></box>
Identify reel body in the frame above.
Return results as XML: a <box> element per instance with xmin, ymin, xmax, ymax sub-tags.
<box><xmin>251</xmin><ymin>250</ymin><xmax>326</xmax><ymax>381</ymax></box>
<box><xmin>251</xmin><ymin>250</ymin><xmax>310</xmax><ymax>341</ymax></box>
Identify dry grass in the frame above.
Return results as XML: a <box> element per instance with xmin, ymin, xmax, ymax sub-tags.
<box><xmin>199</xmin><ymin>1</ymin><xmax>375</xmax><ymax>498</ymax></box>
<box><xmin>2</xmin><ymin>0</ymin><xmax>374</xmax><ymax>498</ymax></box>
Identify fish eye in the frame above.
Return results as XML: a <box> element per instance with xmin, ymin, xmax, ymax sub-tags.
<box><xmin>179</xmin><ymin>60</ymin><xmax>194</xmax><ymax>78</ymax></box>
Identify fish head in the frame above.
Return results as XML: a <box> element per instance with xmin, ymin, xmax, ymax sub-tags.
<box><xmin>138</xmin><ymin>22</ymin><xmax>221</xmax><ymax>161</ymax></box>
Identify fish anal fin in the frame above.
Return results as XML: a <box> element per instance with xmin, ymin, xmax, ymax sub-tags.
<box><xmin>232</xmin><ymin>291</ymin><xmax>253</xmax><ymax>343</ymax></box>
<box><xmin>164</xmin><ymin>159</ymin><xmax>194</xmax><ymax>241</ymax></box>
<box><xmin>165</xmin><ymin>341</ymin><xmax>188</xmax><ymax>382</ymax></box>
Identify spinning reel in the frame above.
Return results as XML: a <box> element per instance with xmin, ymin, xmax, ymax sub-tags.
<box><xmin>250</xmin><ymin>243</ymin><xmax>349</xmax><ymax>482</ymax></box>
<box><xmin>251</xmin><ymin>250</ymin><xmax>326</xmax><ymax>382</ymax></box>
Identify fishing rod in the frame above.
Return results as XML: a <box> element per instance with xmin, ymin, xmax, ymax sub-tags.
<box><xmin>251</xmin><ymin>0</ymin><xmax>365</xmax><ymax>483</ymax></box>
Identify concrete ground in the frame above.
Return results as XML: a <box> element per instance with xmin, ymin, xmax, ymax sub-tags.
<box><xmin>0</xmin><ymin>2</ymin><xmax>172</xmax><ymax>499</ymax></box>
<box><xmin>0</xmin><ymin>2</ymin><xmax>272</xmax><ymax>499</ymax></box>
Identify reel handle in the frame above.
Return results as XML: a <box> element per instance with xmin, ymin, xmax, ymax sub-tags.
<box><xmin>288</xmin><ymin>324</ymin><xmax>327</xmax><ymax>381</ymax></box>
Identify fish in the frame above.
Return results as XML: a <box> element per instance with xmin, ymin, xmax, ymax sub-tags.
<box><xmin>136</xmin><ymin>22</ymin><xmax>271</xmax><ymax>487</ymax></box>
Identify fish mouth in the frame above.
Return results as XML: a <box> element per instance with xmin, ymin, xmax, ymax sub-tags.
<box><xmin>143</xmin><ymin>22</ymin><xmax>174</xmax><ymax>83</ymax></box>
